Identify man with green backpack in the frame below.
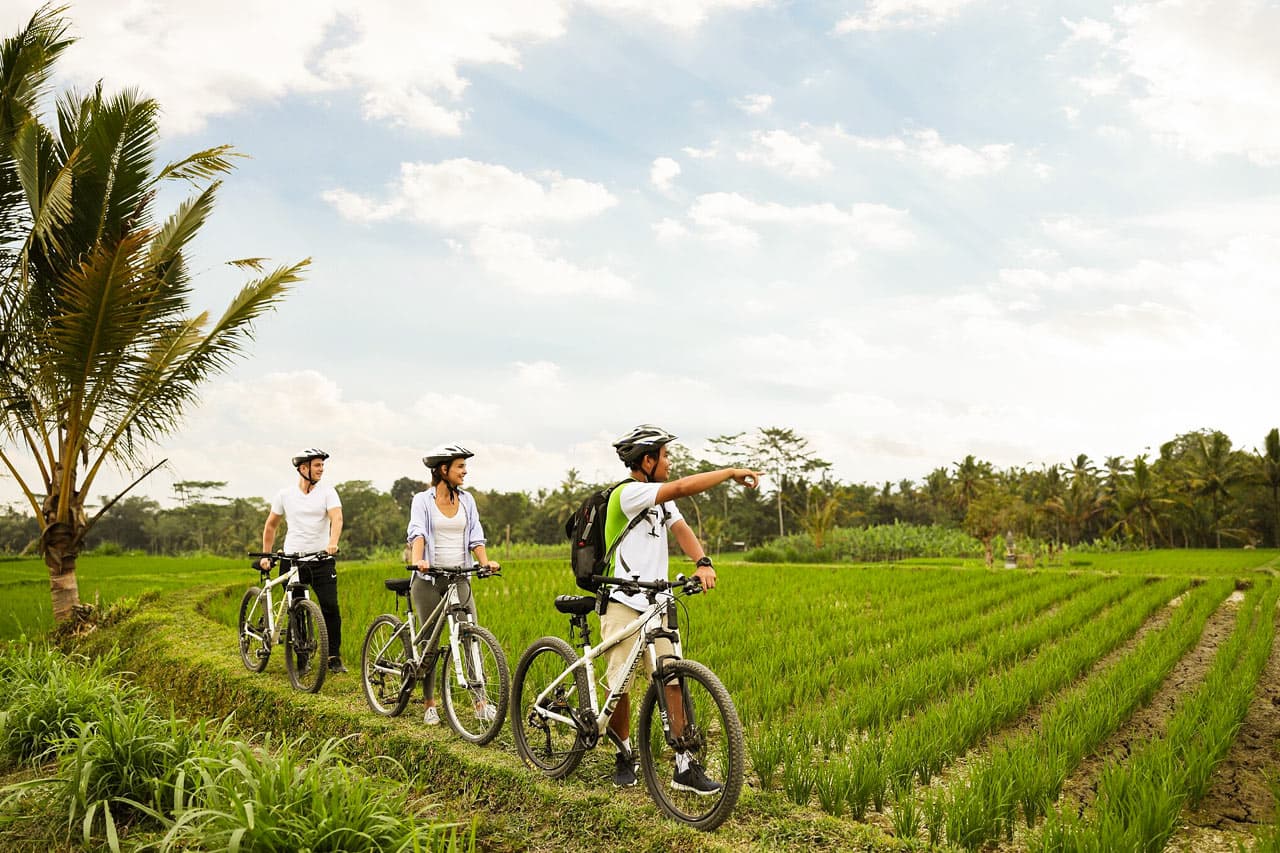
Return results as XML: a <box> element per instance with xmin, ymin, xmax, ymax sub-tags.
<box><xmin>600</xmin><ymin>424</ymin><xmax>760</xmax><ymax>791</ymax></box>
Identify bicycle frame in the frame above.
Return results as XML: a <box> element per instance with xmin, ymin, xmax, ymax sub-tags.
<box><xmin>243</xmin><ymin>552</ymin><xmax>323</xmax><ymax>647</ymax></box>
<box><xmin>369</xmin><ymin>568</ymin><xmax>487</xmax><ymax>692</ymax></box>
<box><xmin>532</xmin><ymin>591</ymin><xmax>682</xmax><ymax>738</ymax></box>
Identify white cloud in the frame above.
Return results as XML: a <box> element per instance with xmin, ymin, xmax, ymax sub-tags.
<box><xmin>839</xmin><ymin>127</ymin><xmax>1014</xmax><ymax>178</ymax></box>
<box><xmin>1061</xmin><ymin>16</ymin><xmax>1114</xmax><ymax>46</ymax></box>
<box><xmin>650</xmin><ymin>157</ymin><xmax>681</xmax><ymax>192</ymax></box>
<box><xmin>684</xmin><ymin>192</ymin><xmax>915</xmax><ymax>249</ymax></box>
<box><xmin>652</xmin><ymin>217</ymin><xmax>690</xmax><ymax>242</ymax></box>
<box><xmin>514</xmin><ymin>360</ymin><xmax>564</xmax><ymax>388</ymax></box>
<box><xmin>411</xmin><ymin>392</ymin><xmax>499</xmax><ymax>423</ymax></box>
<box><xmin>737</xmin><ymin>130</ymin><xmax>832</xmax><ymax>177</ymax></box>
<box><xmin>468</xmin><ymin>227</ymin><xmax>634</xmax><ymax>298</ymax></box>
<box><xmin>682</xmin><ymin>143</ymin><xmax>720</xmax><ymax>159</ymax></box>
<box><xmin>7</xmin><ymin>0</ymin><xmax>762</xmax><ymax>136</ymax></box>
<box><xmin>588</xmin><ymin>0</ymin><xmax>769</xmax><ymax>31</ymax></box>
<box><xmin>835</xmin><ymin>0</ymin><xmax>983</xmax><ymax>33</ymax></box>
<box><xmin>734</xmin><ymin>93</ymin><xmax>773</xmax><ymax>114</ymax></box>
<box><xmin>1071</xmin><ymin>0</ymin><xmax>1280</xmax><ymax>165</ymax></box>
<box><xmin>323</xmin><ymin>159</ymin><xmax>617</xmax><ymax>229</ymax></box>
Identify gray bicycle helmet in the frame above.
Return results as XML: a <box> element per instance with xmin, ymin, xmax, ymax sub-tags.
<box><xmin>613</xmin><ymin>424</ymin><xmax>677</xmax><ymax>466</ymax></box>
<box><xmin>291</xmin><ymin>448</ymin><xmax>329</xmax><ymax>468</ymax></box>
<box><xmin>423</xmin><ymin>444</ymin><xmax>474</xmax><ymax>469</ymax></box>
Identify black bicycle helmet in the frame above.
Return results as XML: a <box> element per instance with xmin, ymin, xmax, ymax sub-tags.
<box><xmin>613</xmin><ymin>425</ymin><xmax>677</xmax><ymax>467</ymax></box>
<box><xmin>291</xmin><ymin>448</ymin><xmax>329</xmax><ymax>468</ymax></box>
<box><xmin>423</xmin><ymin>443</ymin><xmax>474</xmax><ymax>469</ymax></box>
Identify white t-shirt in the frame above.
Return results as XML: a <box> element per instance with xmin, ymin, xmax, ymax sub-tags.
<box><xmin>271</xmin><ymin>483</ymin><xmax>341</xmax><ymax>553</ymax></box>
<box><xmin>608</xmin><ymin>481</ymin><xmax>683</xmax><ymax>612</ymax></box>
<box><xmin>429</xmin><ymin>501</ymin><xmax>469</xmax><ymax>567</ymax></box>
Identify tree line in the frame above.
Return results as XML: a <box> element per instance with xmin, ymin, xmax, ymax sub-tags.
<box><xmin>3</xmin><ymin>425</ymin><xmax>1276</xmax><ymax>560</ymax></box>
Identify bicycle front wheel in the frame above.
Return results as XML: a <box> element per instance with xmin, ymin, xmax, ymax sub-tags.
<box><xmin>238</xmin><ymin>587</ymin><xmax>270</xmax><ymax>673</ymax></box>
<box><xmin>284</xmin><ymin>598</ymin><xmax>328</xmax><ymax>694</ymax></box>
<box><xmin>637</xmin><ymin>658</ymin><xmax>745</xmax><ymax>831</ymax></box>
<box><xmin>511</xmin><ymin>637</ymin><xmax>591</xmax><ymax>778</ymax></box>
<box><xmin>361</xmin><ymin>614</ymin><xmax>415</xmax><ymax>717</ymax></box>
<box><xmin>440</xmin><ymin>623</ymin><xmax>510</xmax><ymax>745</ymax></box>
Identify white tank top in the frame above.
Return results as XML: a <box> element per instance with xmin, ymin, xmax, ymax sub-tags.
<box><xmin>430</xmin><ymin>500</ymin><xmax>468</xmax><ymax>567</ymax></box>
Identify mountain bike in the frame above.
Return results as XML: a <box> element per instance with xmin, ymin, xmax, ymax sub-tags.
<box><xmin>360</xmin><ymin>565</ymin><xmax>510</xmax><ymax>745</ymax></box>
<box><xmin>239</xmin><ymin>551</ymin><xmax>330</xmax><ymax>693</ymax></box>
<box><xmin>510</xmin><ymin>575</ymin><xmax>744</xmax><ymax>831</ymax></box>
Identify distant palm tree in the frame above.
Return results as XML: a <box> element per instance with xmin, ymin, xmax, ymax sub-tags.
<box><xmin>0</xmin><ymin>8</ymin><xmax>307</xmax><ymax>621</ymax></box>
<box><xmin>1109</xmin><ymin>455</ymin><xmax>1168</xmax><ymax>548</ymax></box>
<box><xmin>1256</xmin><ymin>428</ymin><xmax>1280</xmax><ymax>547</ymax></box>
<box><xmin>951</xmin><ymin>455</ymin><xmax>992</xmax><ymax>517</ymax></box>
<box><xmin>1182</xmin><ymin>431</ymin><xmax>1247</xmax><ymax>548</ymax></box>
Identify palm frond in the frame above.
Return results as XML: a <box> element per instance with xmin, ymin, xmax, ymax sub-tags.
<box><xmin>226</xmin><ymin>257</ymin><xmax>267</xmax><ymax>272</ymax></box>
<box><xmin>145</xmin><ymin>182</ymin><xmax>216</xmax><ymax>289</ymax></box>
<box><xmin>11</xmin><ymin>118</ymin><xmax>76</xmax><ymax>254</ymax></box>
<box><xmin>156</xmin><ymin>145</ymin><xmax>242</xmax><ymax>184</ymax></box>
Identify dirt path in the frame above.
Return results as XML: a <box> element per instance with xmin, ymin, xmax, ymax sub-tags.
<box><xmin>1165</xmin><ymin>604</ymin><xmax>1280</xmax><ymax>852</ymax></box>
<box><xmin>1054</xmin><ymin>590</ymin><xmax>1244</xmax><ymax>818</ymax></box>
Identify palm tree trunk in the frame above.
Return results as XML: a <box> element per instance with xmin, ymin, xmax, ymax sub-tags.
<box><xmin>42</xmin><ymin>519</ymin><xmax>80</xmax><ymax>621</ymax></box>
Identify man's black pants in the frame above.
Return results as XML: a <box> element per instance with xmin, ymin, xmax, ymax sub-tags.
<box><xmin>282</xmin><ymin>557</ymin><xmax>342</xmax><ymax>659</ymax></box>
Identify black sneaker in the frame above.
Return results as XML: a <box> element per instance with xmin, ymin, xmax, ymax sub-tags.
<box><xmin>328</xmin><ymin>657</ymin><xmax>348</xmax><ymax>674</ymax></box>
<box><xmin>672</xmin><ymin>759</ymin><xmax>722</xmax><ymax>796</ymax></box>
<box><xmin>612</xmin><ymin>752</ymin><xmax>637</xmax><ymax>788</ymax></box>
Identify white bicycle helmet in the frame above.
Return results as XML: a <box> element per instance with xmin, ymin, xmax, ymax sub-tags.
<box><xmin>423</xmin><ymin>444</ymin><xmax>474</xmax><ymax>469</ymax></box>
<box><xmin>291</xmin><ymin>448</ymin><xmax>329</xmax><ymax>468</ymax></box>
<box><xmin>613</xmin><ymin>425</ymin><xmax>677</xmax><ymax>466</ymax></box>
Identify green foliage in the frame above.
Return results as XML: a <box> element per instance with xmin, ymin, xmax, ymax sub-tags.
<box><xmin>0</xmin><ymin>646</ymin><xmax>126</xmax><ymax>766</ymax></box>
<box><xmin>744</xmin><ymin>521</ymin><xmax>984</xmax><ymax>562</ymax></box>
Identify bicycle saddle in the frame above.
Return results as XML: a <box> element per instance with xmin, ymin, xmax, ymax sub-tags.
<box><xmin>384</xmin><ymin>578</ymin><xmax>411</xmax><ymax>595</ymax></box>
<box><xmin>554</xmin><ymin>595</ymin><xmax>597</xmax><ymax>615</ymax></box>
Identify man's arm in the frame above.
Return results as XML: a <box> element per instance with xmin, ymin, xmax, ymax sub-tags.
<box><xmin>326</xmin><ymin>507</ymin><xmax>343</xmax><ymax>554</ymax></box>
<box><xmin>259</xmin><ymin>512</ymin><xmax>283</xmax><ymax>569</ymax></box>
<box><xmin>671</xmin><ymin>518</ymin><xmax>715</xmax><ymax>591</ymax></box>
<box><xmin>655</xmin><ymin>468</ymin><xmax>759</xmax><ymax>504</ymax></box>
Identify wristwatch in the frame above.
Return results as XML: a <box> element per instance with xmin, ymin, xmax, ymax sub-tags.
<box><xmin>695</xmin><ymin>557</ymin><xmax>714</xmax><ymax>569</ymax></box>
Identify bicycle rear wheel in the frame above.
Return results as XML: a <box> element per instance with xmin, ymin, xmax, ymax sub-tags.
<box><xmin>511</xmin><ymin>637</ymin><xmax>591</xmax><ymax>778</ymax></box>
<box><xmin>637</xmin><ymin>659</ymin><xmax>744</xmax><ymax>831</ymax></box>
<box><xmin>285</xmin><ymin>598</ymin><xmax>328</xmax><ymax>694</ymax></box>
<box><xmin>238</xmin><ymin>587</ymin><xmax>270</xmax><ymax>673</ymax></box>
<box><xmin>361</xmin><ymin>614</ymin><xmax>415</xmax><ymax>717</ymax></box>
<box><xmin>440</xmin><ymin>623</ymin><xmax>510</xmax><ymax>745</ymax></box>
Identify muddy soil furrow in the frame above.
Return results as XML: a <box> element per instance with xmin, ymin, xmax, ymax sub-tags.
<box><xmin>1054</xmin><ymin>591</ymin><xmax>1245</xmax><ymax>817</ymax></box>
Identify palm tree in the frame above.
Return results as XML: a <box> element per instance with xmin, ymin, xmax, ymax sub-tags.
<box><xmin>1109</xmin><ymin>454</ymin><xmax>1167</xmax><ymax>548</ymax></box>
<box><xmin>951</xmin><ymin>455</ymin><xmax>993</xmax><ymax>518</ymax></box>
<box><xmin>0</xmin><ymin>8</ymin><xmax>307</xmax><ymax>621</ymax></box>
<box><xmin>1256</xmin><ymin>428</ymin><xmax>1280</xmax><ymax>547</ymax></box>
<box><xmin>1183</xmin><ymin>431</ymin><xmax>1247</xmax><ymax>548</ymax></box>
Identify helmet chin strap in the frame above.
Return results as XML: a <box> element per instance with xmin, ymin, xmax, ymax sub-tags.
<box><xmin>300</xmin><ymin>462</ymin><xmax>319</xmax><ymax>488</ymax></box>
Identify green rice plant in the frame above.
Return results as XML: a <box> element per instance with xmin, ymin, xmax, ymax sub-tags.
<box><xmin>890</xmin><ymin>787</ymin><xmax>921</xmax><ymax>841</ymax></box>
<box><xmin>922</xmin><ymin>789</ymin><xmax>946</xmax><ymax>847</ymax></box>
<box><xmin>782</xmin><ymin>755</ymin><xmax>816</xmax><ymax>807</ymax></box>
<box><xmin>747</xmin><ymin>729</ymin><xmax>785</xmax><ymax>790</ymax></box>
<box><xmin>159</xmin><ymin>735</ymin><xmax>463</xmax><ymax>853</ymax></box>
<box><xmin>814</xmin><ymin>762</ymin><xmax>850</xmax><ymax>816</ymax></box>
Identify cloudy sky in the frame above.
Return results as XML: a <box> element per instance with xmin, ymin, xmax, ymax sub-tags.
<box><xmin>3</xmin><ymin>0</ymin><xmax>1279</xmax><ymax>507</ymax></box>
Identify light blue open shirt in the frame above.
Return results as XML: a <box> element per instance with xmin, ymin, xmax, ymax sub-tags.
<box><xmin>406</xmin><ymin>486</ymin><xmax>486</xmax><ymax>567</ymax></box>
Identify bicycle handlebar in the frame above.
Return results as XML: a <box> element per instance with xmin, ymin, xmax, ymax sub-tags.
<box><xmin>247</xmin><ymin>550</ymin><xmax>333</xmax><ymax>570</ymax></box>
<box><xmin>592</xmin><ymin>573</ymin><xmax>702</xmax><ymax>597</ymax></box>
<box><xmin>403</xmin><ymin>564</ymin><xmax>501</xmax><ymax>579</ymax></box>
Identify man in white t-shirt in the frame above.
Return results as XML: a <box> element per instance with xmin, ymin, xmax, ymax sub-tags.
<box><xmin>602</xmin><ymin>425</ymin><xmax>760</xmax><ymax>792</ymax></box>
<box><xmin>258</xmin><ymin>448</ymin><xmax>345</xmax><ymax>673</ymax></box>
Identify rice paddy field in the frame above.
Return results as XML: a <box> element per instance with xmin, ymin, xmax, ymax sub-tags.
<box><xmin>3</xmin><ymin>549</ymin><xmax>1280</xmax><ymax>850</ymax></box>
